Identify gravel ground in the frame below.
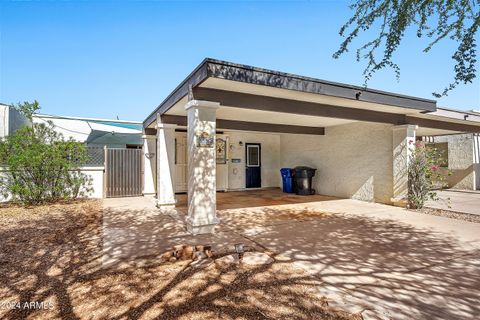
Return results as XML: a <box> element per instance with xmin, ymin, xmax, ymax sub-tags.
<box><xmin>0</xmin><ymin>200</ymin><xmax>359</xmax><ymax>320</ymax></box>
<box><xmin>415</xmin><ymin>207</ymin><xmax>480</xmax><ymax>223</ymax></box>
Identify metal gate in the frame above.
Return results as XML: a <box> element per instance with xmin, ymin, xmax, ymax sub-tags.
<box><xmin>105</xmin><ymin>148</ymin><xmax>143</xmax><ymax>197</ymax></box>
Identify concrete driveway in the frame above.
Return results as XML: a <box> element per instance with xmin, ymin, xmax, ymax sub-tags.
<box><xmin>426</xmin><ymin>189</ymin><xmax>480</xmax><ymax>215</ymax></box>
<box><xmin>103</xmin><ymin>190</ymin><xmax>480</xmax><ymax>319</ymax></box>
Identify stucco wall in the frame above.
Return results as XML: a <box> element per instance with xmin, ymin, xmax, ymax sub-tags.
<box><xmin>226</xmin><ymin>131</ymin><xmax>281</xmax><ymax>190</ymax></box>
<box><xmin>143</xmin><ymin>135</ymin><xmax>157</xmax><ymax>195</ymax></box>
<box><xmin>0</xmin><ymin>167</ymin><xmax>103</xmax><ymax>202</ymax></box>
<box><xmin>430</xmin><ymin>134</ymin><xmax>476</xmax><ymax>190</ymax></box>
<box><xmin>80</xmin><ymin>167</ymin><xmax>104</xmax><ymax>198</ymax></box>
<box><xmin>280</xmin><ymin>122</ymin><xmax>394</xmax><ymax>203</ymax></box>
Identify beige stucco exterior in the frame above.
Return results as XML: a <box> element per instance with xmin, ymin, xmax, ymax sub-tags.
<box><xmin>281</xmin><ymin>122</ymin><xmax>395</xmax><ymax>204</ymax></box>
<box><xmin>427</xmin><ymin>133</ymin><xmax>479</xmax><ymax>190</ymax></box>
<box><xmin>225</xmin><ymin>131</ymin><xmax>281</xmax><ymax>190</ymax></box>
<box><xmin>158</xmin><ymin>121</ymin><xmax>434</xmax><ymax>207</ymax></box>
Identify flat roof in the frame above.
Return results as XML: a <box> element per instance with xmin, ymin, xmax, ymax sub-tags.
<box><xmin>437</xmin><ymin>107</ymin><xmax>480</xmax><ymax>117</ymax></box>
<box><xmin>144</xmin><ymin>58</ymin><xmax>437</xmax><ymax>127</ymax></box>
<box><xmin>36</xmin><ymin>113</ymin><xmax>141</xmax><ymax>124</ymax></box>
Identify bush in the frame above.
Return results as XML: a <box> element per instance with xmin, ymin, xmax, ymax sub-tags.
<box><xmin>0</xmin><ymin>102</ymin><xmax>92</xmax><ymax>205</ymax></box>
<box><xmin>407</xmin><ymin>141</ymin><xmax>449</xmax><ymax>209</ymax></box>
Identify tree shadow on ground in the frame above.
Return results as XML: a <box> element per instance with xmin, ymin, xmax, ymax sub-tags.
<box><xmin>215</xmin><ymin>205</ymin><xmax>480</xmax><ymax>319</ymax></box>
<box><xmin>0</xmin><ymin>201</ymin><xmax>356</xmax><ymax>320</ymax></box>
<box><xmin>0</xmin><ymin>199</ymin><xmax>479</xmax><ymax>319</ymax></box>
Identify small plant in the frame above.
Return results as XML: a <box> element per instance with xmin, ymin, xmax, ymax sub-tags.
<box><xmin>0</xmin><ymin>101</ymin><xmax>92</xmax><ymax>205</ymax></box>
<box><xmin>407</xmin><ymin>141</ymin><xmax>449</xmax><ymax>209</ymax></box>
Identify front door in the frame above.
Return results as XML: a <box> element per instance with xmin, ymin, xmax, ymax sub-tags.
<box><xmin>246</xmin><ymin>143</ymin><xmax>261</xmax><ymax>188</ymax></box>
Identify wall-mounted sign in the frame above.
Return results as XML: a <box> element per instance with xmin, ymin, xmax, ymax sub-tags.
<box><xmin>216</xmin><ymin>138</ymin><xmax>227</xmax><ymax>164</ymax></box>
<box><xmin>196</xmin><ymin>131</ymin><xmax>214</xmax><ymax>148</ymax></box>
<box><xmin>231</xmin><ymin>158</ymin><xmax>241</xmax><ymax>163</ymax></box>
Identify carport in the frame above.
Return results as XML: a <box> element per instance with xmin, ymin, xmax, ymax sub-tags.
<box><xmin>142</xmin><ymin>58</ymin><xmax>480</xmax><ymax>234</ymax></box>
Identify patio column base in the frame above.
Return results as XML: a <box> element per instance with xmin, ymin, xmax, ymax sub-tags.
<box><xmin>156</xmin><ymin>200</ymin><xmax>176</xmax><ymax>208</ymax></box>
<box><xmin>186</xmin><ymin>217</ymin><xmax>220</xmax><ymax>235</ymax></box>
<box><xmin>390</xmin><ymin>197</ymin><xmax>408</xmax><ymax>208</ymax></box>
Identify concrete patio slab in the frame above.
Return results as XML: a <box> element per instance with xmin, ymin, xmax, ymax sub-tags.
<box><xmin>102</xmin><ymin>196</ymin><xmax>259</xmax><ymax>266</ymax></box>
<box><xmin>426</xmin><ymin>189</ymin><xmax>480</xmax><ymax>216</ymax></box>
<box><xmin>102</xmin><ymin>189</ymin><xmax>480</xmax><ymax>319</ymax></box>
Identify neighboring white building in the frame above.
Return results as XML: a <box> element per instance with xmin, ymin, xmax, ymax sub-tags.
<box><xmin>33</xmin><ymin>114</ymin><xmax>143</xmax><ymax>148</ymax></box>
<box><xmin>0</xmin><ymin>103</ymin><xmax>29</xmax><ymax>138</ymax></box>
<box><xmin>32</xmin><ymin>114</ymin><xmax>144</xmax><ymax>198</ymax></box>
<box><xmin>0</xmin><ymin>106</ymin><xmax>143</xmax><ymax>200</ymax></box>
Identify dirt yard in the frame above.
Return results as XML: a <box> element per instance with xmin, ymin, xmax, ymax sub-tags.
<box><xmin>0</xmin><ymin>200</ymin><xmax>358</xmax><ymax>320</ymax></box>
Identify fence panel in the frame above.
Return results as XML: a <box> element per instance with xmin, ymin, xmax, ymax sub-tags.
<box><xmin>105</xmin><ymin>148</ymin><xmax>142</xmax><ymax>197</ymax></box>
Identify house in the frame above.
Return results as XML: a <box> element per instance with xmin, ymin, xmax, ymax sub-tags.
<box><xmin>142</xmin><ymin>58</ymin><xmax>480</xmax><ymax>234</ymax></box>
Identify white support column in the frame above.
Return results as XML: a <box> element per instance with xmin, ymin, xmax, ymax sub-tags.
<box><xmin>142</xmin><ymin>134</ymin><xmax>157</xmax><ymax>196</ymax></box>
<box><xmin>392</xmin><ymin>124</ymin><xmax>417</xmax><ymax>206</ymax></box>
<box><xmin>156</xmin><ymin>121</ymin><xmax>177</xmax><ymax>207</ymax></box>
<box><xmin>185</xmin><ymin>100</ymin><xmax>220</xmax><ymax>234</ymax></box>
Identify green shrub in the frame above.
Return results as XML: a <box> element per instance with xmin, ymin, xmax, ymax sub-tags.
<box><xmin>0</xmin><ymin>102</ymin><xmax>92</xmax><ymax>205</ymax></box>
<box><xmin>407</xmin><ymin>141</ymin><xmax>449</xmax><ymax>209</ymax></box>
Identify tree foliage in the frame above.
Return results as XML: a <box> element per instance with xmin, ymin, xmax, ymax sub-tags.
<box><xmin>334</xmin><ymin>0</ymin><xmax>480</xmax><ymax>97</ymax></box>
<box><xmin>13</xmin><ymin>100</ymin><xmax>40</xmax><ymax>120</ymax></box>
<box><xmin>0</xmin><ymin>102</ymin><xmax>92</xmax><ymax>205</ymax></box>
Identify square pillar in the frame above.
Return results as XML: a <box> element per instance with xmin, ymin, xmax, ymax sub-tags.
<box><xmin>142</xmin><ymin>134</ymin><xmax>157</xmax><ymax>196</ymax></box>
<box><xmin>392</xmin><ymin>124</ymin><xmax>417</xmax><ymax>206</ymax></box>
<box><xmin>156</xmin><ymin>121</ymin><xmax>177</xmax><ymax>207</ymax></box>
<box><xmin>185</xmin><ymin>100</ymin><xmax>220</xmax><ymax>234</ymax></box>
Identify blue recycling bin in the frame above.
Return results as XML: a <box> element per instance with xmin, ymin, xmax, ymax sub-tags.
<box><xmin>280</xmin><ymin>168</ymin><xmax>294</xmax><ymax>193</ymax></box>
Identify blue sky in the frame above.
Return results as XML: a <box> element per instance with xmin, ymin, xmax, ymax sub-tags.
<box><xmin>1</xmin><ymin>0</ymin><xmax>479</xmax><ymax>122</ymax></box>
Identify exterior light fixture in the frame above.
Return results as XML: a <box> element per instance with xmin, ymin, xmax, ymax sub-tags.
<box><xmin>239</xmin><ymin>141</ymin><xmax>243</xmax><ymax>146</ymax></box>
<box><xmin>234</xmin><ymin>243</ymin><xmax>244</xmax><ymax>260</ymax></box>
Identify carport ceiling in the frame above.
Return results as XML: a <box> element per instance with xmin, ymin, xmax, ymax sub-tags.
<box><xmin>166</xmin><ymin>96</ymin><xmax>355</xmax><ymax>128</ymax></box>
<box><xmin>144</xmin><ymin>58</ymin><xmax>437</xmax><ymax>128</ymax></box>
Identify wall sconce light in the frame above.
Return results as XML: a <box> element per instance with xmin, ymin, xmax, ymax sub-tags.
<box><xmin>234</xmin><ymin>243</ymin><xmax>244</xmax><ymax>260</ymax></box>
<box><xmin>145</xmin><ymin>153</ymin><xmax>155</xmax><ymax>159</ymax></box>
<box><xmin>238</xmin><ymin>141</ymin><xmax>243</xmax><ymax>146</ymax></box>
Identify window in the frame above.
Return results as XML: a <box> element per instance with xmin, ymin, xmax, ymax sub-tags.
<box><xmin>246</xmin><ymin>145</ymin><xmax>260</xmax><ymax>167</ymax></box>
<box><xmin>126</xmin><ymin>144</ymin><xmax>142</xmax><ymax>149</ymax></box>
